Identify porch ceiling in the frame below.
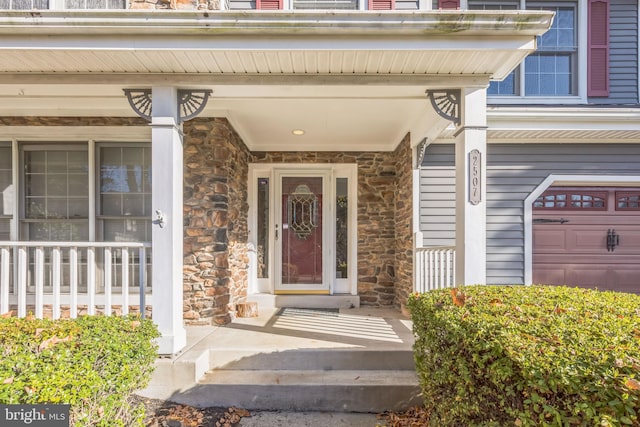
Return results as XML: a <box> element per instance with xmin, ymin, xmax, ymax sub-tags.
<box><xmin>0</xmin><ymin>10</ymin><xmax>554</xmax><ymax>151</ymax></box>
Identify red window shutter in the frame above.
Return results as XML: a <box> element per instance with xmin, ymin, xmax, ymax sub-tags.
<box><xmin>438</xmin><ymin>0</ymin><xmax>459</xmax><ymax>9</ymax></box>
<box><xmin>588</xmin><ymin>0</ymin><xmax>609</xmax><ymax>97</ymax></box>
<box><xmin>256</xmin><ymin>0</ymin><xmax>282</xmax><ymax>9</ymax></box>
<box><xmin>368</xmin><ymin>0</ymin><xmax>395</xmax><ymax>10</ymax></box>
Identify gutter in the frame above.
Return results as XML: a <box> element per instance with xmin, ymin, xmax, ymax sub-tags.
<box><xmin>0</xmin><ymin>10</ymin><xmax>553</xmax><ymax>37</ymax></box>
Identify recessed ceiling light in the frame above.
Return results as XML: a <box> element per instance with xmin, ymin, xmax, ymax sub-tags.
<box><xmin>292</xmin><ymin>129</ymin><xmax>305</xmax><ymax>136</ymax></box>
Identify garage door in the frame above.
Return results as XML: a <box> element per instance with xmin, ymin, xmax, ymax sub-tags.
<box><xmin>533</xmin><ymin>187</ymin><xmax>640</xmax><ymax>294</ymax></box>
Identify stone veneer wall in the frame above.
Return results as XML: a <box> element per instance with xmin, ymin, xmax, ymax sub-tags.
<box><xmin>393</xmin><ymin>134</ymin><xmax>414</xmax><ymax>310</ymax></box>
<box><xmin>1</xmin><ymin>116</ymin><xmax>414</xmax><ymax>323</ymax></box>
<box><xmin>129</xmin><ymin>0</ymin><xmax>220</xmax><ymax>10</ymax></box>
<box><xmin>183</xmin><ymin>118</ymin><xmax>251</xmax><ymax>325</ymax></box>
<box><xmin>252</xmin><ymin>151</ymin><xmax>399</xmax><ymax>306</ymax></box>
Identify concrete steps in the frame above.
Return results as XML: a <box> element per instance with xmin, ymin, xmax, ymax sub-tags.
<box><xmin>195</xmin><ymin>368</ymin><xmax>421</xmax><ymax>412</ymax></box>
<box><xmin>139</xmin><ymin>307</ymin><xmax>422</xmax><ymax>413</ymax></box>
<box><xmin>195</xmin><ymin>348</ymin><xmax>422</xmax><ymax>412</ymax></box>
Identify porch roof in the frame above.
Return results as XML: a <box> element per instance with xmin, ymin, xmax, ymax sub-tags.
<box><xmin>0</xmin><ymin>10</ymin><xmax>554</xmax><ymax>151</ymax></box>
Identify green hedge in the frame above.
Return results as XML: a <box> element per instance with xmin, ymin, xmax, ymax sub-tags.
<box><xmin>0</xmin><ymin>315</ymin><xmax>159</xmax><ymax>426</ymax></box>
<box><xmin>408</xmin><ymin>286</ymin><xmax>640</xmax><ymax>427</ymax></box>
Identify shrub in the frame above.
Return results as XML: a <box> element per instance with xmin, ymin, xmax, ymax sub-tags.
<box><xmin>0</xmin><ymin>315</ymin><xmax>160</xmax><ymax>426</ymax></box>
<box><xmin>408</xmin><ymin>285</ymin><xmax>640</xmax><ymax>427</ymax></box>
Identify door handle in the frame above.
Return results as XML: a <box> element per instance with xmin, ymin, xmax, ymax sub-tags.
<box><xmin>607</xmin><ymin>229</ymin><xmax>620</xmax><ymax>252</ymax></box>
<box><xmin>275</xmin><ymin>224</ymin><xmax>279</xmax><ymax>241</ymax></box>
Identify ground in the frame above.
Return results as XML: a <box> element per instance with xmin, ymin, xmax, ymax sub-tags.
<box><xmin>133</xmin><ymin>395</ymin><xmax>246</xmax><ymax>427</ymax></box>
<box><xmin>134</xmin><ymin>396</ymin><xmax>428</xmax><ymax>427</ymax></box>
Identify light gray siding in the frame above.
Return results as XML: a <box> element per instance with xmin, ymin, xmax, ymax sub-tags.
<box><xmin>420</xmin><ymin>143</ymin><xmax>640</xmax><ymax>284</ymax></box>
<box><xmin>589</xmin><ymin>0</ymin><xmax>638</xmax><ymax>104</ymax></box>
<box><xmin>420</xmin><ymin>144</ymin><xmax>456</xmax><ymax>248</ymax></box>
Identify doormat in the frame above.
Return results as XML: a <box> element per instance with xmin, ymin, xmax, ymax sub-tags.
<box><xmin>276</xmin><ymin>308</ymin><xmax>340</xmax><ymax>317</ymax></box>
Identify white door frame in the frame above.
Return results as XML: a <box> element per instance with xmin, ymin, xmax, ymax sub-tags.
<box><xmin>524</xmin><ymin>174</ymin><xmax>640</xmax><ymax>285</ymax></box>
<box><xmin>248</xmin><ymin>163</ymin><xmax>358</xmax><ymax>296</ymax></box>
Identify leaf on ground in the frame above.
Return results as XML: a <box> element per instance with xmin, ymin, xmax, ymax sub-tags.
<box><xmin>0</xmin><ymin>311</ymin><xmax>12</xmax><ymax>318</ymax></box>
<box><xmin>38</xmin><ymin>335</ymin><xmax>73</xmax><ymax>352</ymax></box>
<box><xmin>2</xmin><ymin>377</ymin><xmax>14</xmax><ymax>384</ymax></box>
<box><xmin>625</xmin><ymin>378</ymin><xmax>640</xmax><ymax>391</ymax></box>
<box><xmin>450</xmin><ymin>289</ymin><xmax>466</xmax><ymax>307</ymax></box>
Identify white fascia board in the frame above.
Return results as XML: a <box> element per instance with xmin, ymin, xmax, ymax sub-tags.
<box><xmin>0</xmin><ymin>10</ymin><xmax>554</xmax><ymax>37</ymax></box>
<box><xmin>487</xmin><ymin>107</ymin><xmax>640</xmax><ymax>131</ymax></box>
<box><xmin>0</xmin><ymin>34</ymin><xmax>540</xmax><ymax>52</ymax></box>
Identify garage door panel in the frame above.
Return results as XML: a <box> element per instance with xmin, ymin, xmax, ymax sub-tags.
<box><xmin>570</xmin><ymin>229</ymin><xmax>608</xmax><ymax>252</ymax></box>
<box><xmin>567</xmin><ymin>267</ymin><xmax>609</xmax><ymax>287</ymax></box>
<box><xmin>533</xmin><ymin>229</ymin><xmax>566</xmax><ymax>251</ymax></box>
<box><xmin>609</xmin><ymin>269</ymin><xmax>640</xmax><ymax>293</ymax></box>
<box><xmin>532</xmin><ymin>267</ymin><xmax>565</xmax><ymax>285</ymax></box>
<box><xmin>612</xmin><ymin>228</ymin><xmax>640</xmax><ymax>253</ymax></box>
<box><xmin>535</xmin><ymin>254</ymin><xmax>640</xmax><ymax>264</ymax></box>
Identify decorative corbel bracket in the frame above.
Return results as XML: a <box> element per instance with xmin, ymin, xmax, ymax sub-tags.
<box><xmin>426</xmin><ymin>90</ymin><xmax>461</xmax><ymax>127</ymax></box>
<box><xmin>416</xmin><ymin>138</ymin><xmax>428</xmax><ymax>169</ymax></box>
<box><xmin>123</xmin><ymin>88</ymin><xmax>212</xmax><ymax>123</ymax></box>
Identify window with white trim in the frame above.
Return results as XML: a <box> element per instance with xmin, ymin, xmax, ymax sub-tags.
<box><xmin>469</xmin><ymin>0</ymin><xmax>579</xmax><ymax>99</ymax></box>
<box><xmin>22</xmin><ymin>146</ymin><xmax>90</xmax><ymax>241</ymax></box>
<box><xmin>0</xmin><ymin>0</ymin><xmax>126</xmax><ymax>9</ymax></box>
<box><xmin>0</xmin><ymin>144</ymin><xmax>11</xmax><ymax>240</ymax></box>
<box><xmin>5</xmin><ymin>141</ymin><xmax>151</xmax><ymax>291</ymax></box>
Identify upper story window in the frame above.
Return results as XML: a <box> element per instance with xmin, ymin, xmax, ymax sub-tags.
<box><xmin>292</xmin><ymin>0</ymin><xmax>356</xmax><ymax>8</ymax></box>
<box><xmin>0</xmin><ymin>0</ymin><xmax>125</xmax><ymax>8</ymax></box>
<box><xmin>474</xmin><ymin>0</ymin><xmax>610</xmax><ymax>102</ymax></box>
<box><xmin>255</xmin><ymin>0</ymin><xmax>396</xmax><ymax>11</ymax></box>
<box><xmin>525</xmin><ymin>4</ymin><xmax>577</xmax><ymax>96</ymax></box>
<box><xmin>469</xmin><ymin>0</ymin><xmax>579</xmax><ymax>100</ymax></box>
<box><xmin>0</xmin><ymin>0</ymin><xmax>48</xmax><ymax>8</ymax></box>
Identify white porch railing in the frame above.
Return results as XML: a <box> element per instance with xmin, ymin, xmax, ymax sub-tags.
<box><xmin>415</xmin><ymin>245</ymin><xmax>456</xmax><ymax>292</ymax></box>
<box><xmin>0</xmin><ymin>241</ymin><xmax>152</xmax><ymax>320</ymax></box>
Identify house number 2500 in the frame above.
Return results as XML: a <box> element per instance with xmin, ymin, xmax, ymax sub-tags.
<box><xmin>469</xmin><ymin>149</ymin><xmax>481</xmax><ymax>205</ymax></box>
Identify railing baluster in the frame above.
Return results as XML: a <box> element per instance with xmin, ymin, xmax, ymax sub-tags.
<box><xmin>69</xmin><ymin>247</ymin><xmax>78</xmax><ymax>319</ymax></box>
<box><xmin>414</xmin><ymin>246</ymin><xmax>456</xmax><ymax>293</ymax></box>
<box><xmin>35</xmin><ymin>247</ymin><xmax>44</xmax><ymax>319</ymax></box>
<box><xmin>139</xmin><ymin>247</ymin><xmax>146</xmax><ymax>320</ymax></box>
<box><xmin>452</xmin><ymin>250</ymin><xmax>456</xmax><ymax>287</ymax></box>
<box><xmin>104</xmin><ymin>247</ymin><xmax>112</xmax><ymax>317</ymax></box>
<box><xmin>17</xmin><ymin>246</ymin><xmax>27</xmax><ymax>318</ymax></box>
<box><xmin>0</xmin><ymin>242</ymin><xmax>151</xmax><ymax>320</ymax></box>
<box><xmin>0</xmin><ymin>247</ymin><xmax>9</xmax><ymax>315</ymax></box>
<box><xmin>87</xmin><ymin>247</ymin><xmax>96</xmax><ymax>315</ymax></box>
<box><xmin>52</xmin><ymin>247</ymin><xmax>61</xmax><ymax>320</ymax></box>
<box><xmin>121</xmin><ymin>247</ymin><xmax>129</xmax><ymax>316</ymax></box>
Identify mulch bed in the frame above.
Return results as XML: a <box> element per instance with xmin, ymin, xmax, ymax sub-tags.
<box><xmin>377</xmin><ymin>406</ymin><xmax>431</xmax><ymax>426</ymax></box>
<box><xmin>134</xmin><ymin>395</ymin><xmax>429</xmax><ymax>427</ymax></box>
<box><xmin>132</xmin><ymin>395</ymin><xmax>249</xmax><ymax>427</ymax></box>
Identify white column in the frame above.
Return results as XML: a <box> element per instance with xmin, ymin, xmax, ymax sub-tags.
<box><xmin>412</xmin><ymin>142</ymin><xmax>424</xmax><ymax>293</ymax></box>
<box><xmin>454</xmin><ymin>87</ymin><xmax>487</xmax><ymax>285</ymax></box>
<box><xmin>151</xmin><ymin>87</ymin><xmax>187</xmax><ymax>355</ymax></box>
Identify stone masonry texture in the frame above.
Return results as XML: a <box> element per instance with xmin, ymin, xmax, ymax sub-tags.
<box><xmin>2</xmin><ymin>116</ymin><xmax>414</xmax><ymax>325</ymax></box>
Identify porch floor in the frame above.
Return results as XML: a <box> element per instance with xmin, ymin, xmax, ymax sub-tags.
<box><xmin>138</xmin><ymin>306</ymin><xmax>421</xmax><ymax>413</ymax></box>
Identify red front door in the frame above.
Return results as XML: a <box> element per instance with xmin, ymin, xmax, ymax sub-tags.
<box><xmin>275</xmin><ymin>174</ymin><xmax>329</xmax><ymax>294</ymax></box>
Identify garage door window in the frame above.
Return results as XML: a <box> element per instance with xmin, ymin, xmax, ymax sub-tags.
<box><xmin>533</xmin><ymin>190</ymin><xmax>606</xmax><ymax>210</ymax></box>
<box><xmin>616</xmin><ymin>192</ymin><xmax>640</xmax><ymax>210</ymax></box>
